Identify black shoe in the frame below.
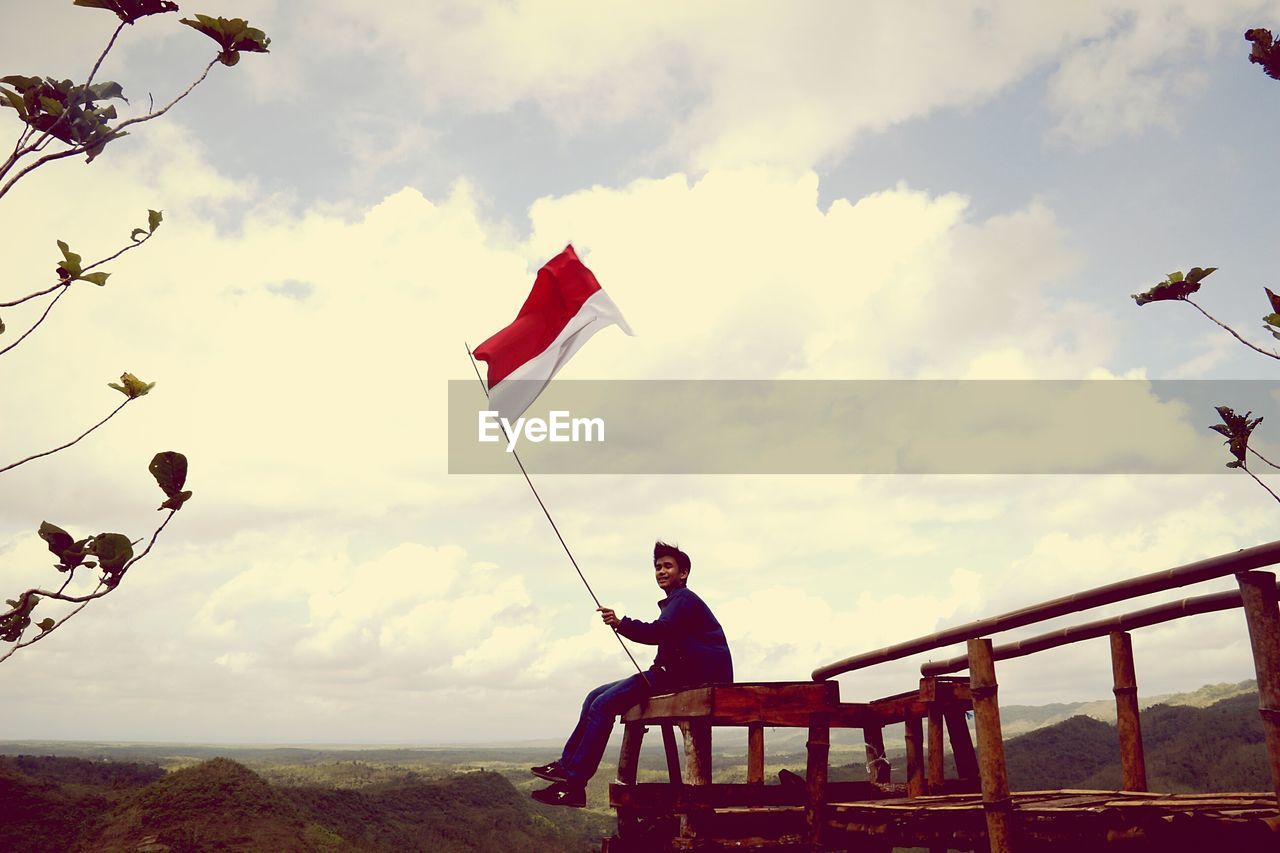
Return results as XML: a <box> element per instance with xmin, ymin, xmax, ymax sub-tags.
<box><xmin>530</xmin><ymin>760</ymin><xmax>567</xmax><ymax>782</ymax></box>
<box><xmin>531</xmin><ymin>782</ymin><xmax>585</xmax><ymax>808</ymax></box>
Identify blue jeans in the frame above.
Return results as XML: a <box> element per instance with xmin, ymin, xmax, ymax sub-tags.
<box><xmin>559</xmin><ymin>671</ymin><xmax>652</xmax><ymax>788</ymax></box>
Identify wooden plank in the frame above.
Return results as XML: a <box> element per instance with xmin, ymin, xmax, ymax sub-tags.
<box><xmin>607</xmin><ymin>781</ymin><xmax>888</xmax><ymax>810</ymax></box>
<box><xmin>969</xmin><ymin>638</ymin><xmax>1014</xmax><ymax>853</ymax></box>
<box><xmin>661</xmin><ymin>724</ymin><xmax>683</xmax><ymax>785</ymax></box>
<box><xmin>623</xmin><ymin>682</ymin><xmax>841</xmax><ymax>726</ymax></box>
<box><xmin>904</xmin><ymin>715</ymin><xmax>925</xmax><ymax>798</ymax></box>
<box><xmin>617</xmin><ymin>722</ymin><xmax>645</xmax><ymax>786</ymax></box>
<box><xmin>806</xmin><ymin>712</ymin><xmax>830</xmax><ymax>847</ymax></box>
<box><xmin>926</xmin><ymin>702</ymin><xmax>945</xmax><ymax>792</ymax></box>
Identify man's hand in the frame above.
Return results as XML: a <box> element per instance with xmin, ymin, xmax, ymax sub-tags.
<box><xmin>598</xmin><ymin>607</ymin><xmax>621</xmax><ymax>628</ymax></box>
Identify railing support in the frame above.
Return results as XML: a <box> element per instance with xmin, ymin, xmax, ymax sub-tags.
<box><xmin>969</xmin><ymin>638</ymin><xmax>1014</xmax><ymax>853</ymax></box>
<box><xmin>1109</xmin><ymin>630</ymin><xmax>1147</xmax><ymax>792</ymax></box>
<box><xmin>806</xmin><ymin>712</ymin><xmax>831</xmax><ymax>848</ymax></box>
<box><xmin>905</xmin><ymin>713</ymin><xmax>926</xmax><ymax>797</ymax></box>
<box><xmin>1238</xmin><ymin>570</ymin><xmax>1280</xmax><ymax>808</ymax></box>
<box><xmin>617</xmin><ymin>722</ymin><xmax>645</xmax><ymax>785</ymax></box>
<box><xmin>928</xmin><ymin>702</ymin><xmax>946</xmax><ymax>792</ymax></box>
<box><xmin>746</xmin><ymin>722</ymin><xmax>765</xmax><ymax>785</ymax></box>
<box><xmin>864</xmin><ymin>725</ymin><xmax>890</xmax><ymax>783</ymax></box>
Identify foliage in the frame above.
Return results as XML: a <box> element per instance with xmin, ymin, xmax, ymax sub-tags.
<box><xmin>1246</xmin><ymin>28</ymin><xmax>1280</xmax><ymax>80</ymax></box>
<box><xmin>0</xmin><ymin>2</ymin><xmax>268</xmax><ymax>661</ymax></box>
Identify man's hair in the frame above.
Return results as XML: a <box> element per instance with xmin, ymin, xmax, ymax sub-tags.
<box><xmin>653</xmin><ymin>541</ymin><xmax>691</xmax><ymax>574</ymax></box>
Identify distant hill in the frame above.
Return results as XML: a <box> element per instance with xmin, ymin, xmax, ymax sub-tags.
<box><xmin>999</xmin><ymin>679</ymin><xmax>1257</xmax><ymax>736</ymax></box>
<box><xmin>0</xmin><ymin>755</ymin><xmax>607</xmax><ymax>852</ymax></box>
<box><xmin>1004</xmin><ymin>692</ymin><xmax>1269</xmax><ymax>792</ymax></box>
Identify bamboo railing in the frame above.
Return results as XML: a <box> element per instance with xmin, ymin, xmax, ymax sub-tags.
<box><xmin>810</xmin><ymin>539</ymin><xmax>1280</xmax><ymax>853</ymax></box>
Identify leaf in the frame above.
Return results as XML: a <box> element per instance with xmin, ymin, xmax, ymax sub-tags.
<box><xmin>148</xmin><ymin>209</ymin><xmax>162</xmax><ymax>233</ymax></box>
<box><xmin>1211</xmin><ymin>405</ymin><xmax>1263</xmax><ymax>468</ymax></box>
<box><xmin>149</xmin><ymin>451</ymin><xmax>188</xmax><ymax>497</ymax></box>
<box><xmin>0</xmin><ymin>315</ymin><xmax>5</xmax><ymax>335</ymax></box>
<box><xmin>160</xmin><ymin>490</ymin><xmax>193</xmax><ymax>511</ymax></box>
<box><xmin>36</xmin><ymin>618</ymin><xmax>55</xmax><ymax>632</ymax></box>
<box><xmin>1246</xmin><ymin>28</ymin><xmax>1280</xmax><ymax>81</ymax></box>
<box><xmin>1132</xmin><ymin>268</ymin><xmax>1215</xmax><ymax>306</ymax></box>
<box><xmin>131</xmin><ymin>228</ymin><xmax>147</xmax><ymax>242</ymax></box>
<box><xmin>1266</xmin><ymin>288</ymin><xmax>1280</xmax><ymax>315</ymax></box>
<box><xmin>179</xmin><ymin>15</ymin><xmax>271</xmax><ymax>67</ymax></box>
<box><xmin>108</xmin><ymin>371</ymin><xmax>155</xmax><ymax>398</ymax></box>
<box><xmin>87</xmin><ymin>533</ymin><xmax>133</xmax><ymax>585</ymax></box>
<box><xmin>86</xmin><ymin>81</ymin><xmax>127</xmax><ymax>103</ymax></box>
<box><xmin>78</xmin><ymin>271</ymin><xmax>110</xmax><ymax>286</ymax></box>
<box><xmin>55</xmin><ymin>240</ymin><xmax>82</xmax><ymax>277</ymax></box>
<box><xmin>73</xmin><ymin>0</ymin><xmax>179</xmax><ymax>24</ymax></box>
<box><xmin>38</xmin><ymin>521</ymin><xmax>74</xmax><ymax>557</ymax></box>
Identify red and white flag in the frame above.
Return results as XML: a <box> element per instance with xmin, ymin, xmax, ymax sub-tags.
<box><xmin>473</xmin><ymin>245</ymin><xmax>633</xmax><ymax>422</ymax></box>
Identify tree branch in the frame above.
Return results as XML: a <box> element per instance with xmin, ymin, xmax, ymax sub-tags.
<box><xmin>1241</xmin><ymin>463</ymin><xmax>1280</xmax><ymax>505</ymax></box>
<box><xmin>1185</xmin><ymin>298</ymin><xmax>1280</xmax><ymax>360</ymax></box>
<box><xmin>0</xmin><ymin>583</ymin><xmax>104</xmax><ymax>664</ymax></box>
<box><xmin>0</xmin><ymin>56</ymin><xmax>219</xmax><ymax>202</ymax></box>
<box><xmin>1249</xmin><ymin>446</ymin><xmax>1280</xmax><ymax>471</ymax></box>
<box><xmin>0</xmin><ymin>283</ymin><xmax>70</xmax><ymax>357</ymax></box>
<box><xmin>0</xmin><ymin>397</ymin><xmax>134</xmax><ymax>474</ymax></box>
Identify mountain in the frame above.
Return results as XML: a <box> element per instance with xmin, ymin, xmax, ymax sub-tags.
<box><xmin>1004</xmin><ymin>692</ymin><xmax>1269</xmax><ymax>792</ymax></box>
<box><xmin>998</xmin><ymin>679</ymin><xmax>1257</xmax><ymax>736</ymax></box>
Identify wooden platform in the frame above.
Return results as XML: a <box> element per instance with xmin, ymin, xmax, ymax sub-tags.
<box><xmin>825</xmin><ymin>789</ymin><xmax>1280</xmax><ymax>851</ymax></box>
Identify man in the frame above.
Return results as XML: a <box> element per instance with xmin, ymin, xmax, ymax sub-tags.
<box><xmin>530</xmin><ymin>541</ymin><xmax>733</xmax><ymax>807</ymax></box>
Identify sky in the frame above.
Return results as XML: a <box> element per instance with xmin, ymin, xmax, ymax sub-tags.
<box><xmin>3</xmin><ymin>0</ymin><xmax>1280</xmax><ymax>745</ymax></box>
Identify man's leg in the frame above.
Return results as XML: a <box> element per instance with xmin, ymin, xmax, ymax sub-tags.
<box><xmin>561</xmin><ymin>671</ymin><xmax>652</xmax><ymax>790</ymax></box>
<box><xmin>559</xmin><ymin>679</ymin><xmax>620</xmax><ymax>767</ymax></box>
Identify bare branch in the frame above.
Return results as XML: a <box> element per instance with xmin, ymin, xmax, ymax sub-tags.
<box><xmin>0</xmin><ymin>397</ymin><xmax>134</xmax><ymax>474</ymax></box>
<box><xmin>0</xmin><ymin>283</ymin><xmax>70</xmax><ymax>357</ymax></box>
<box><xmin>113</xmin><ymin>56</ymin><xmax>217</xmax><ymax>134</ymax></box>
<box><xmin>1249</xmin><ymin>446</ymin><xmax>1280</xmax><ymax>471</ymax></box>
<box><xmin>1242</xmin><ymin>463</ymin><xmax>1280</xmax><ymax>505</ymax></box>
<box><xmin>1185</xmin><ymin>298</ymin><xmax>1280</xmax><ymax>360</ymax></box>
<box><xmin>0</xmin><ymin>583</ymin><xmax>104</xmax><ymax>664</ymax></box>
<box><xmin>123</xmin><ymin>508</ymin><xmax>178</xmax><ymax>571</ymax></box>
<box><xmin>0</xmin><ymin>281</ymin><xmax>64</xmax><ymax>309</ymax></box>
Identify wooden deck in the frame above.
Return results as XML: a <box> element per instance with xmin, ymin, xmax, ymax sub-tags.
<box><xmin>826</xmin><ymin>790</ymin><xmax>1280</xmax><ymax>851</ymax></box>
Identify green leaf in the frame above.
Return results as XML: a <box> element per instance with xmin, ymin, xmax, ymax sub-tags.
<box><xmin>0</xmin><ymin>315</ymin><xmax>5</xmax><ymax>335</ymax></box>
<box><xmin>1184</xmin><ymin>266</ymin><xmax>1217</xmax><ymax>284</ymax></box>
<box><xmin>78</xmin><ymin>271</ymin><xmax>110</xmax><ymax>286</ymax></box>
<box><xmin>36</xmin><ymin>618</ymin><xmax>55</xmax><ymax>632</ymax></box>
<box><xmin>86</xmin><ymin>81</ymin><xmax>126</xmax><ymax>102</ymax></box>
<box><xmin>179</xmin><ymin>15</ymin><xmax>271</xmax><ymax>65</ymax></box>
<box><xmin>1167</xmin><ymin>271</ymin><xmax>1184</xmax><ymax>283</ymax></box>
<box><xmin>148</xmin><ymin>209</ymin><xmax>162</xmax><ymax>233</ymax></box>
<box><xmin>55</xmin><ymin>240</ymin><xmax>82</xmax><ymax>278</ymax></box>
<box><xmin>0</xmin><ymin>87</ymin><xmax>26</xmax><ymax>116</ymax></box>
<box><xmin>149</xmin><ymin>451</ymin><xmax>188</xmax><ymax>497</ymax></box>
<box><xmin>107</xmin><ymin>371</ymin><xmax>155</xmax><ymax>398</ymax></box>
<box><xmin>130</xmin><ymin>228</ymin><xmax>147</xmax><ymax>242</ymax></box>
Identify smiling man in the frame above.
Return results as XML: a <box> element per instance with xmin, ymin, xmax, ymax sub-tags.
<box><xmin>530</xmin><ymin>541</ymin><xmax>733</xmax><ymax>807</ymax></box>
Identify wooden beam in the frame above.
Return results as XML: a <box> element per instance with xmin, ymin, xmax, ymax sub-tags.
<box><xmin>927</xmin><ymin>702</ymin><xmax>946</xmax><ymax>793</ymax></box>
<box><xmin>969</xmin><ymin>638</ymin><xmax>1015</xmax><ymax>853</ymax></box>
<box><xmin>864</xmin><ymin>724</ymin><xmax>890</xmax><ymax>784</ymax></box>
<box><xmin>905</xmin><ymin>714</ymin><xmax>926</xmax><ymax>797</ymax></box>
<box><xmin>623</xmin><ymin>681</ymin><xmax>841</xmax><ymax>726</ymax></box>
<box><xmin>944</xmin><ymin>707</ymin><xmax>979</xmax><ymax>785</ymax></box>
<box><xmin>661</xmin><ymin>724</ymin><xmax>682</xmax><ymax>785</ymax></box>
<box><xmin>747</xmin><ymin>722</ymin><xmax>765</xmax><ymax>785</ymax></box>
<box><xmin>680</xmin><ymin>719</ymin><xmax>712</xmax><ymax>785</ymax></box>
<box><xmin>806</xmin><ymin>712</ymin><xmax>831</xmax><ymax>848</ymax></box>
<box><xmin>617</xmin><ymin>722</ymin><xmax>645</xmax><ymax>786</ymax></box>
<box><xmin>1110</xmin><ymin>630</ymin><xmax>1147</xmax><ymax>792</ymax></box>
<box><xmin>1238</xmin><ymin>570</ymin><xmax>1280</xmax><ymax>808</ymax></box>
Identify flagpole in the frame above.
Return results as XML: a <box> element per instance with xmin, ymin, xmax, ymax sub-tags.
<box><xmin>464</xmin><ymin>343</ymin><xmax>650</xmax><ymax>684</ymax></box>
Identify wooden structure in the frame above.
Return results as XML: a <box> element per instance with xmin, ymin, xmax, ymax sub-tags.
<box><xmin>598</xmin><ymin>540</ymin><xmax>1280</xmax><ymax>851</ymax></box>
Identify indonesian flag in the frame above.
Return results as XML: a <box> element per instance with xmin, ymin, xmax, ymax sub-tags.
<box><xmin>473</xmin><ymin>245</ymin><xmax>633</xmax><ymax>422</ymax></box>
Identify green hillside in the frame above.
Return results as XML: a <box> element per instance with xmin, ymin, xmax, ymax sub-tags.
<box><xmin>0</xmin><ymin>755</ymin><xmax>608</xmax><ymax>852</ymax></box>
<box><xmin>1005</xmin><ymin>692</ymin><xmax>1269</xmax><ymax>792</ymax></box>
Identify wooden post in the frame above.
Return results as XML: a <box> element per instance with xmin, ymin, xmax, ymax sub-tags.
<box><xmin>661</xmin><ymin>724</ymin><xmax>683</xmax><ymax>785</ymax></box>
<box><xmin>1237</xmin><ymin>570</ymin><xmax>1280</xmax><ymax>807</ymax></box>
<box><xmin>905</xmin><ymin>714</ymin><xmax>926</xmax><ymax>797</ymax></box>
<box><xmin>969</xmin><ymin>638</ymin><xmax>1014</xmax><ymax>853</ymax></box>
<box><xmin>928</xmin><ymin>703</ymin><xmax>946</xmax><ymax>792</ymax></box>
<box><xmin>747</xmin><ymin>722</ymin><xmax>765</xmax><ymax>785</ymax></box>
<box><xmin>680</xmin><ymin>719</ymin><xmax>712</xmax><ymax>785</ymax></box>
<box><xmin>944</xmin><ymin>707</ymin><xmax>979</xmax><ymax>787</ymax></box>
<box><xmin>1109</xmin><ymin>631</ymin><xmax>1147</xmax><ymax>792</ymax></box>
<box><xmin>806</xmin><ymin>712</ymin><xmax>831</xmax><ymax>848</ymax></box>
<box><xmin>864</xmin><ymin>725</ymin><xmax>890</xmax><ymax>783</ymax></box>
<box><xmin>617</xmin><ymin>722</ymin><xmax>646</xmax><ymax>785</ymax></box>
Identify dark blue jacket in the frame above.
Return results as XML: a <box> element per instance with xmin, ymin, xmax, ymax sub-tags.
<box><xmin>617</xmin><ymin>586</ymin><xmax>732</xmax><ymax>689</ymax></box>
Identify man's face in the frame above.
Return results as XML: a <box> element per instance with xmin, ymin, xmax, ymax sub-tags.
<box><xmin>654</xmin><ymin>556</ymin><xmax>688</xmax><ymax>591</ymax></box>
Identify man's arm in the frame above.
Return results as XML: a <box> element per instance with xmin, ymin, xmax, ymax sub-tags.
<box><xmin>610</xmin><ymin>598</ymin><xmax>688</xmax><ymax>645</ymax></box>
